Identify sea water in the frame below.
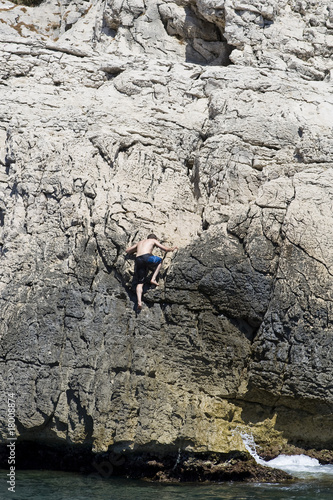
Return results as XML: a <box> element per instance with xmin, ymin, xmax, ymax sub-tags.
<box><xmin>1</xmin><ymin>467</ymin><xmax>333</xmax><ymax>500</ymax></box>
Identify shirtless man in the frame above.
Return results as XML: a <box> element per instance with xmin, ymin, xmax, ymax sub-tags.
<box><xmin>126</xmin><ymin>234</ymin><xmax>178</xmax><ymax>310</ymax></box>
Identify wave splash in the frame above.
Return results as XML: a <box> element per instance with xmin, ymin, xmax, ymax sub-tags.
<box><xmin>240</xmin><ymin>432</ymin><xmax>333</xmax><ymax>478</ymax></box>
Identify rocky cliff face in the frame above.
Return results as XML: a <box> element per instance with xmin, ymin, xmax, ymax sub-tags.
<box><xmin>1</xmin><ymin>0</ymin><xmax>333</xmax><ymax>473</ymax></box>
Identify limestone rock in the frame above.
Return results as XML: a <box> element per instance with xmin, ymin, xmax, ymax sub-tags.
<box><xmin>0</xmin><ymin>0</ymin><xmax>333</xmax><ymax>469</ymax></box>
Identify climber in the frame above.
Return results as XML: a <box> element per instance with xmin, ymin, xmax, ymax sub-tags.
<box><xmin>125</xmin><ymin>234</ymin><xmax>178</xmax><ymax>310</ymax></box>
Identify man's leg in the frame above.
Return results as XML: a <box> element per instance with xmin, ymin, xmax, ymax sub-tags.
<box><xmin>150</xmin><ymin>262</ymin><xmax>162</xmax><ymax>286</ymax></box>
<box><xmin>136</xmin><ymin>283</ymin><xmax>144</xmax><ymax>309</ymax></box>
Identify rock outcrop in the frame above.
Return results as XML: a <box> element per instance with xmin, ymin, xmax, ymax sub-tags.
<box><xmin>1</xmin><ymin>0</ymin><xmax>333</xmax><ymax>474</ymax></box>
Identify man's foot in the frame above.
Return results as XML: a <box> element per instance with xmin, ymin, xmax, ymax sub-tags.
<box><xmin>150</xmin><ymin>280</ymin><xmax>159</xmax><ymax>286</ymax></box>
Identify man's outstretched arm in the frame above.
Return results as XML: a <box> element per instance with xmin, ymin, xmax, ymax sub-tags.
<box><xmin>154</xmin><ymin>240</ymin><xmax>178</xmax><ymax>253</ymax></box>
<box><xmin>126</xmin><ymin>243</ymin><xmax>138</xmax><ymax>254</ymax></box>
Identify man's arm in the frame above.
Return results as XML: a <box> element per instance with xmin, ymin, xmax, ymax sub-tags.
<box><xmin>125</xmin><ymin>243</ymin><xmax>138</xmax><ymax>254</ymax></box>
<box><xmin>154</xmin><ymin>240</ymin><xmax>178</xmax><ymax>253</ymax></box>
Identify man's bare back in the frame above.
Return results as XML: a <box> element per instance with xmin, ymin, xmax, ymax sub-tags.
<box><xmin>126</xmin><ymin>237</ymin><xmax>177</xmax><ymax>257</ymax></box>
<box><xmin>136</xmin><ymin>238</ymin><xmax>157</xmax><ymax>256</ymax></box>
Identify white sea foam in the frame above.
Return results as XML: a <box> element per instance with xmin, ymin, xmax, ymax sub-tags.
<box><xmin>240</xmin><ymin>432</ymin><xmax>266</xmax><ymax>466</ymax></box>
<box><xmin>239</xmin><ymin>432</ymin><xmax>333</xmax><ymax>478</ymax></box>
<box><xmin>268</xmin><ymin>454</ymin><xmax>319</xmax><ymax>469</ymax></box>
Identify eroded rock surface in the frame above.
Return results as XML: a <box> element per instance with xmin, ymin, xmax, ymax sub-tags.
<box><xmin>1</xmin><ymin>0</ymin><xmax>333</xmax><ymax>467</ymax></box>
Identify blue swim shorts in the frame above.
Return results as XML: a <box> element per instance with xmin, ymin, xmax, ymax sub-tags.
<box><xmin>135</xmin><ymin>254</ymin><xmax>162</xmax><ymax>284</ymax></box>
